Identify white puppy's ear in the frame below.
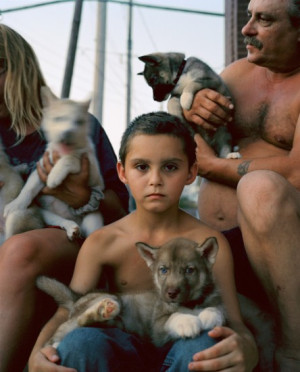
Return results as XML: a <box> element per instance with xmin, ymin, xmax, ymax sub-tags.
<box><xmin>196</xmin><ymin>237</ymin><xmax>219</xmax><ymax>268</ymax></box>
<box><xmin>40</xmin><ymin>86</ymin><xmax>58</xmax><ymax>107</ymax></box>
<box><xmin>136</xmin><ymin>242</ymin><xmax>159</xmax><ymax>268</ymax></box>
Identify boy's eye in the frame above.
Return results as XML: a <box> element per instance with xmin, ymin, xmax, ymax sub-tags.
<box><xmin>136</xmin><ymin>163</ymin><xmax>149</xmax><ymax>171</ymax></box>
<box><xmin>163</xmin><ymin>163</ymin><xmax>178</xmax><ymax>172</ymax></box>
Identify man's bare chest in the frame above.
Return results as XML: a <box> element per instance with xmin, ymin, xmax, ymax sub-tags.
<box><xmin>233</xmin><ymin>83</ymin><xmax>298</xmax><ymax>150</ymax></box>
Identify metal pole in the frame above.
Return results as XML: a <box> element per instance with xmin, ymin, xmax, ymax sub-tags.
<box><xmin>61</xmin><ymin>0</ymin><xmax>84</xmax><ymax>98</ymax></box>
<box><xmin>93</xmin><ymin>0</ymin><xmax>107</xmax><ymax>123</ymax></box>
<box><xmin>126</xmin><ymin>0</ymin><xmax>133</xmax><ymax>127</ymax></box>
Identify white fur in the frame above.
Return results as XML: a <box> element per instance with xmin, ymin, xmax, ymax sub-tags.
<box><xmin>165</xmin><ymin>312</ymin><xmax>201</xmax><ymax>338</ymax></box>
<box><xmin>198</xmin><ymin>307</ymin><xmax>225</xmax><ymax>329</ymax></box>
<box><xmin>4</xmin><ymin>87</ymin><xmax>104</xmax><ymax>239</ymax></box>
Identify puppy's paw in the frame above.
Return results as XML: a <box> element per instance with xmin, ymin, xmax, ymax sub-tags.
<box><xmin>165</xmin><ymin>313</ymin><xmax>201</xmax><ymax>338</ymax></box>
<box><xmin>77</xmin><ymin>298</ymin><xmax>120</xmax><ymax>326</ymax></box>
<box><xmin>4</xmin><ymin>199</ymin><xmax>26</xmax><ymax>217</ymax></box>
<box><xmin>198</xmin><ymin>307</ymin><xmax>225</xmax><ymax>330</ymax></box>
<box><xmin>66</xmin><ymin>224</ymin><xmax>80</xmax><ymax>241</ymax></box>
<box><xmin>46</xmin><ymin>173</ymin><xmax>63</xmax><ymax>189</ymax></box>
<box><xmin>180</xmin><ymin>92</ymin><xmax>194</xmax><ymax>111</ymax></box>
<box><xmin>97</xmin><ymin>298</ymin><xmax>120</xmax><ymax>320</ymax></box>
<box><xmin>226</xmin><ymin>152</ymin><xmax>241</xmax><ymax>159</ymax></box>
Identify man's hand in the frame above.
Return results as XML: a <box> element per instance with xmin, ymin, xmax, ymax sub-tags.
<box><xmin>183</xmin><ymin>88</ymin><xmax>234</xmax><ymax>131</ymax></box>
<box><xmin>37</xmin><ymin>151</ymin><xmax>90</xmax><ymax>209</ymax></box>
<box><xmin>194</xmin><ymin>133</ymin><xmax>217</xmax><ymax>178</ymax></box>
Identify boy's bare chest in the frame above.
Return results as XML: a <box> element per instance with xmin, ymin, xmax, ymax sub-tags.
<box><xmin>107</xmin><ymin>246</ymin><xmax>154</xmax><ymax>293</ymax></box>
<box><xmin>232</xmin><ymin>76</ymin><xmax>300</xmax><ymax>150</ymax></box>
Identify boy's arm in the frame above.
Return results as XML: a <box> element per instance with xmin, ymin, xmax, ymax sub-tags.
<box><xmin>189</xmin><ymin>232</ymin><xmax>258</xmax><ymax>371</ymax></box>
<box><xmin>28</xmin><ymin>307</ymin><xmax>74</xmax><ymax>371</ymax></box>
<box><xmin>29</xmin><ymin>230</ymin><xmax>111</xmax><ymax>371</ymax></box>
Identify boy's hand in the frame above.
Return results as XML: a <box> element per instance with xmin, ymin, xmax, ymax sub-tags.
<box><xmin>183</xmin><ymin>88</ymin><xmax>234</xmax><ymax>131</ymax></box>
<box><xmin>37</xmin><ymin>151</ymin><xmax>90</xmax><ymax>209</ymax></box>
<box><xmin>29</xmin><ymin>345</ymin><xmax>77</xmax><ymax>372</ymax></box>
<box><xmin>188</xmin><ymin>326</ymin><xmax>258</xmax><ymax>371</ymax></box>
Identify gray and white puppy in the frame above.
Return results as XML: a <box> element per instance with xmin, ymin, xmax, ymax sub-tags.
<box><xmin>4</xmin><ymin>86</ymin><xmax>104</xmax><ymax>239</ymax></box>
<box><xmin>37</xmin><ymin>236</ymin><xmax>225</xmax><ymax>348</ymax></box>
<box><xmin>0</xmin><ymin>139</ymin><xmax>44</xmax><ymax>244</ymax></box>
<box><xmin>138</xmin><ymin>52</ymin><xmax>240</xmax><ymax>159</ymax></box>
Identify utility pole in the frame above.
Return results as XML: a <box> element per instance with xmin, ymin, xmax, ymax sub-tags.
<box><xmin>61</xmin><ymin>0</ymin><xmax>84</xmax><ymax>98</ymax></box>
<box><xmin>93</xmin><ymin>0</ymin><xmax>107</xmax><ymax>124</ymax></box>
<box><xmin>126</xmin><ymin>0</ymin><xmax>133</xmax><ymax>127</ymax></box>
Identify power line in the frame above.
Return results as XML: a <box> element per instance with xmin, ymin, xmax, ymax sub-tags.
<box><xmin>0</xmin><ymin>1</ymin><xmax>224</xmax><ymax>18</ymax></box>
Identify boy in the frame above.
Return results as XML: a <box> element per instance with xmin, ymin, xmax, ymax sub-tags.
<box><xmin>29</xmin><ymin>112</ymin><xmax>257</xmax><ymax>371</ymax></box>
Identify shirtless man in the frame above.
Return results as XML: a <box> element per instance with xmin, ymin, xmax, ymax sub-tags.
<box><xmin>184</xmin><ymin>0</ymin><xmax>300</xmax><ymax>369</ymax></box>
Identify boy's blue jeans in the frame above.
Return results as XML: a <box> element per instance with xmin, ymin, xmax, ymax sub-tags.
<box><xmin>57</xmin><ymin>327</ymin><xmax>217</xmax><ymax>372</ymax></box>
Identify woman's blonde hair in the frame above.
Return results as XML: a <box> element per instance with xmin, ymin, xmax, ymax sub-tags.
<box><xmin>0</xmin><ymin>24</ymin><xmax>46</xmax><ymax>139</ymax></box>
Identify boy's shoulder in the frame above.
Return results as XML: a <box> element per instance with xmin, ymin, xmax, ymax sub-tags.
<box><xmin>179</xmin><ymin>211</ymin><xmax>228</xmax><ymax>246</ymax></box>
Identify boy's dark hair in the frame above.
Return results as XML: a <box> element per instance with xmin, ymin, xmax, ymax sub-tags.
<box><xmin>119</xmin><ymin>111</ymin><xmax>196</xmax><ymax>166</ymax></box>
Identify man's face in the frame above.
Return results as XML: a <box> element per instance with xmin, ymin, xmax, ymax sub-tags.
<box><xmin>242</xmin><ymin>0</ymin><xmax>300</xmax><ymax>71</ymax></box>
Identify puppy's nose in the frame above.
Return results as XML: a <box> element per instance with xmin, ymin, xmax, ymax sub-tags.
<box><xmin>167</xmin><ymin>288</ymin><xmax>180</xmax><ymax>299</ymax></box>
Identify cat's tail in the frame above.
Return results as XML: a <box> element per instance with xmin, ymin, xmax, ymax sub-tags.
<box><xmin>36</xmin><ymin>275</ymin><xmax>79</xmax><ymax>310</ymax></box>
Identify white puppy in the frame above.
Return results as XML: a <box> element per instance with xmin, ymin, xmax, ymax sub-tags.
<box><xmin>4</xmin><ymin>87</ymin><xmax>104</xmax><ymax>239</ymax></box>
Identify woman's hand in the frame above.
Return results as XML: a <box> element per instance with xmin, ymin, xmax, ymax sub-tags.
<box><xmin>183</xmin><ymin>89</ymin><xmax>234</xmax><ymax>131</ymax></box>
<box><xmin>37</xmin><ymin>151</ymin><xmax>90</xmax><ymax>209</ymax></box>
<box><xmin>189</xmin><ymin>326</ymin><xmax>258</xmax><ymax>371</ymax></box>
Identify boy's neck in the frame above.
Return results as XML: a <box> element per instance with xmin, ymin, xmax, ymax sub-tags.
<box><xmin>131</xmin><ymin>206</ymin><xmax>184</xmax><ymax>237</ymax></box>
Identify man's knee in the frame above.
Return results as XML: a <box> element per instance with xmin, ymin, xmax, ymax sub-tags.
<box><xmin>237</xmin><ymin>170</ymin><xmax>291</xmax><ymax>231</ymax></box>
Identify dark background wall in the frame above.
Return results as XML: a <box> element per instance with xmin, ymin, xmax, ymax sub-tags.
<box><xmin>225</xmin><ymin>0</ymin><xmax>249</xmax><ymax>65</ymax></box>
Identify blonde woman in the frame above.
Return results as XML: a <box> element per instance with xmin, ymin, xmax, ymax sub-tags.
<box><xmin>0</xmin><ymin>24</ymin><xmax>128</xmax><ymax>371</ymax></box>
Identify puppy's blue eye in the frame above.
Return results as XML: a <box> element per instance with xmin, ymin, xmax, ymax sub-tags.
<box><xmin>159</xmin><ymin>266</ymin><xmax>168</xmax><ymax>275</ymax></box>
<box><xmin>185</xmin><ymin>266</ymin><xmax>195</xmax><ymax>275</ymax></box>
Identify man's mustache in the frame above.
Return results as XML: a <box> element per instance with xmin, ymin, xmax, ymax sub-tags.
<box><xmin>243</xmin><ymin>36</ymin><xmax>263</xmax><ymax>50</ymax></box>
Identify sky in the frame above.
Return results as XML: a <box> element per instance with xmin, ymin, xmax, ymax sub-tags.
<box><xmin>0</xmin><ymin>0</ymin><xmax>225</xmax><ymax>155</ymax></box>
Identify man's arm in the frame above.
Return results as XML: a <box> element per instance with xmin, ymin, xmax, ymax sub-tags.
<box><xmin>194</xmin><ymin>127</ymin><xmax>300</xmax><ymax>189</ymax></box>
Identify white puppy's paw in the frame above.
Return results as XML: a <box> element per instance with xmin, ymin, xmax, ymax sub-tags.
<box><xmin>77</xmin><ymin>298</ymin><xmax>120</xmax><ymax>326</ymax></box>
<box><xmin>165</xmin><ymin>313</ymin><xmax>201</xmax><ymax>338</ymax></box>
<box><xmin>180</xmin><ymin>92</ymin><xmax>194</xmax><ymax>110</ymax></box>
<box><xmin>61</xmin><ymin>221</ymin><xmax>80</xmax><ymax>240</ymax></box>
<box><xmin>4</xmin><ymin>199</ymin><xmax>25</xmax><ymax>217</ymax></box>
<box><xmin>226</xmin><ymin>152</ymin><xmax>242</xmax><ymax>159</ymax></box>
<box><xmin>46</xmin><ymin>172</ymin><xmax>64</xmax><ymax>189</ymax></box>
<box><xmin>198</xmin><ymin>307</ymin><xmax>225</xmax><ymax>330</ymax></box>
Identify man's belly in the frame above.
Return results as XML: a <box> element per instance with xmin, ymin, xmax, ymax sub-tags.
<box><xmin>198</xmin><ymin>179</ymin><xmax>238</xmax><ymax>231</ymax></box>
<box><xmin>197</xmin><ymin>138</ymin><xmax>289</xmax><ymax>231</ymax></box>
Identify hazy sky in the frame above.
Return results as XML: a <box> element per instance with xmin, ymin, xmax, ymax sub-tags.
<box><xmin>1</xmin><ymin>0</ymin><xmax>225</xmax><ymax>154</ymax></box>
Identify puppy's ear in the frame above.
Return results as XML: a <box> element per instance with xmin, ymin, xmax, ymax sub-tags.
<box><xmin>137</xmin><ymin>71</ymin><xmax>144</xmax><ymax>76</ymax></box>
<box><xmin>138</xmin><ymin>53</ymin><xmax>162</xmax><ymax>66</ymax></box>
<box><xmin>40</xmin><ymin>86</ymin><xmax>58</xmax><ymax>107</ymax></box>
<box><xmin>196</xmin><ymin>237</ymin><xmax>219</xmax><ymax>268</ymax></box>
<box><xmin>136</xmin><ymin>242</ymin><xmax>159</xmax><ymax>269</ymax></box>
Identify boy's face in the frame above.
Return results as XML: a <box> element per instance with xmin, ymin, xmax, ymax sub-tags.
<box><xmin>117</xmin><ymin>134</ymin><xmax>197</xmax><ymax>213</ymax></box>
